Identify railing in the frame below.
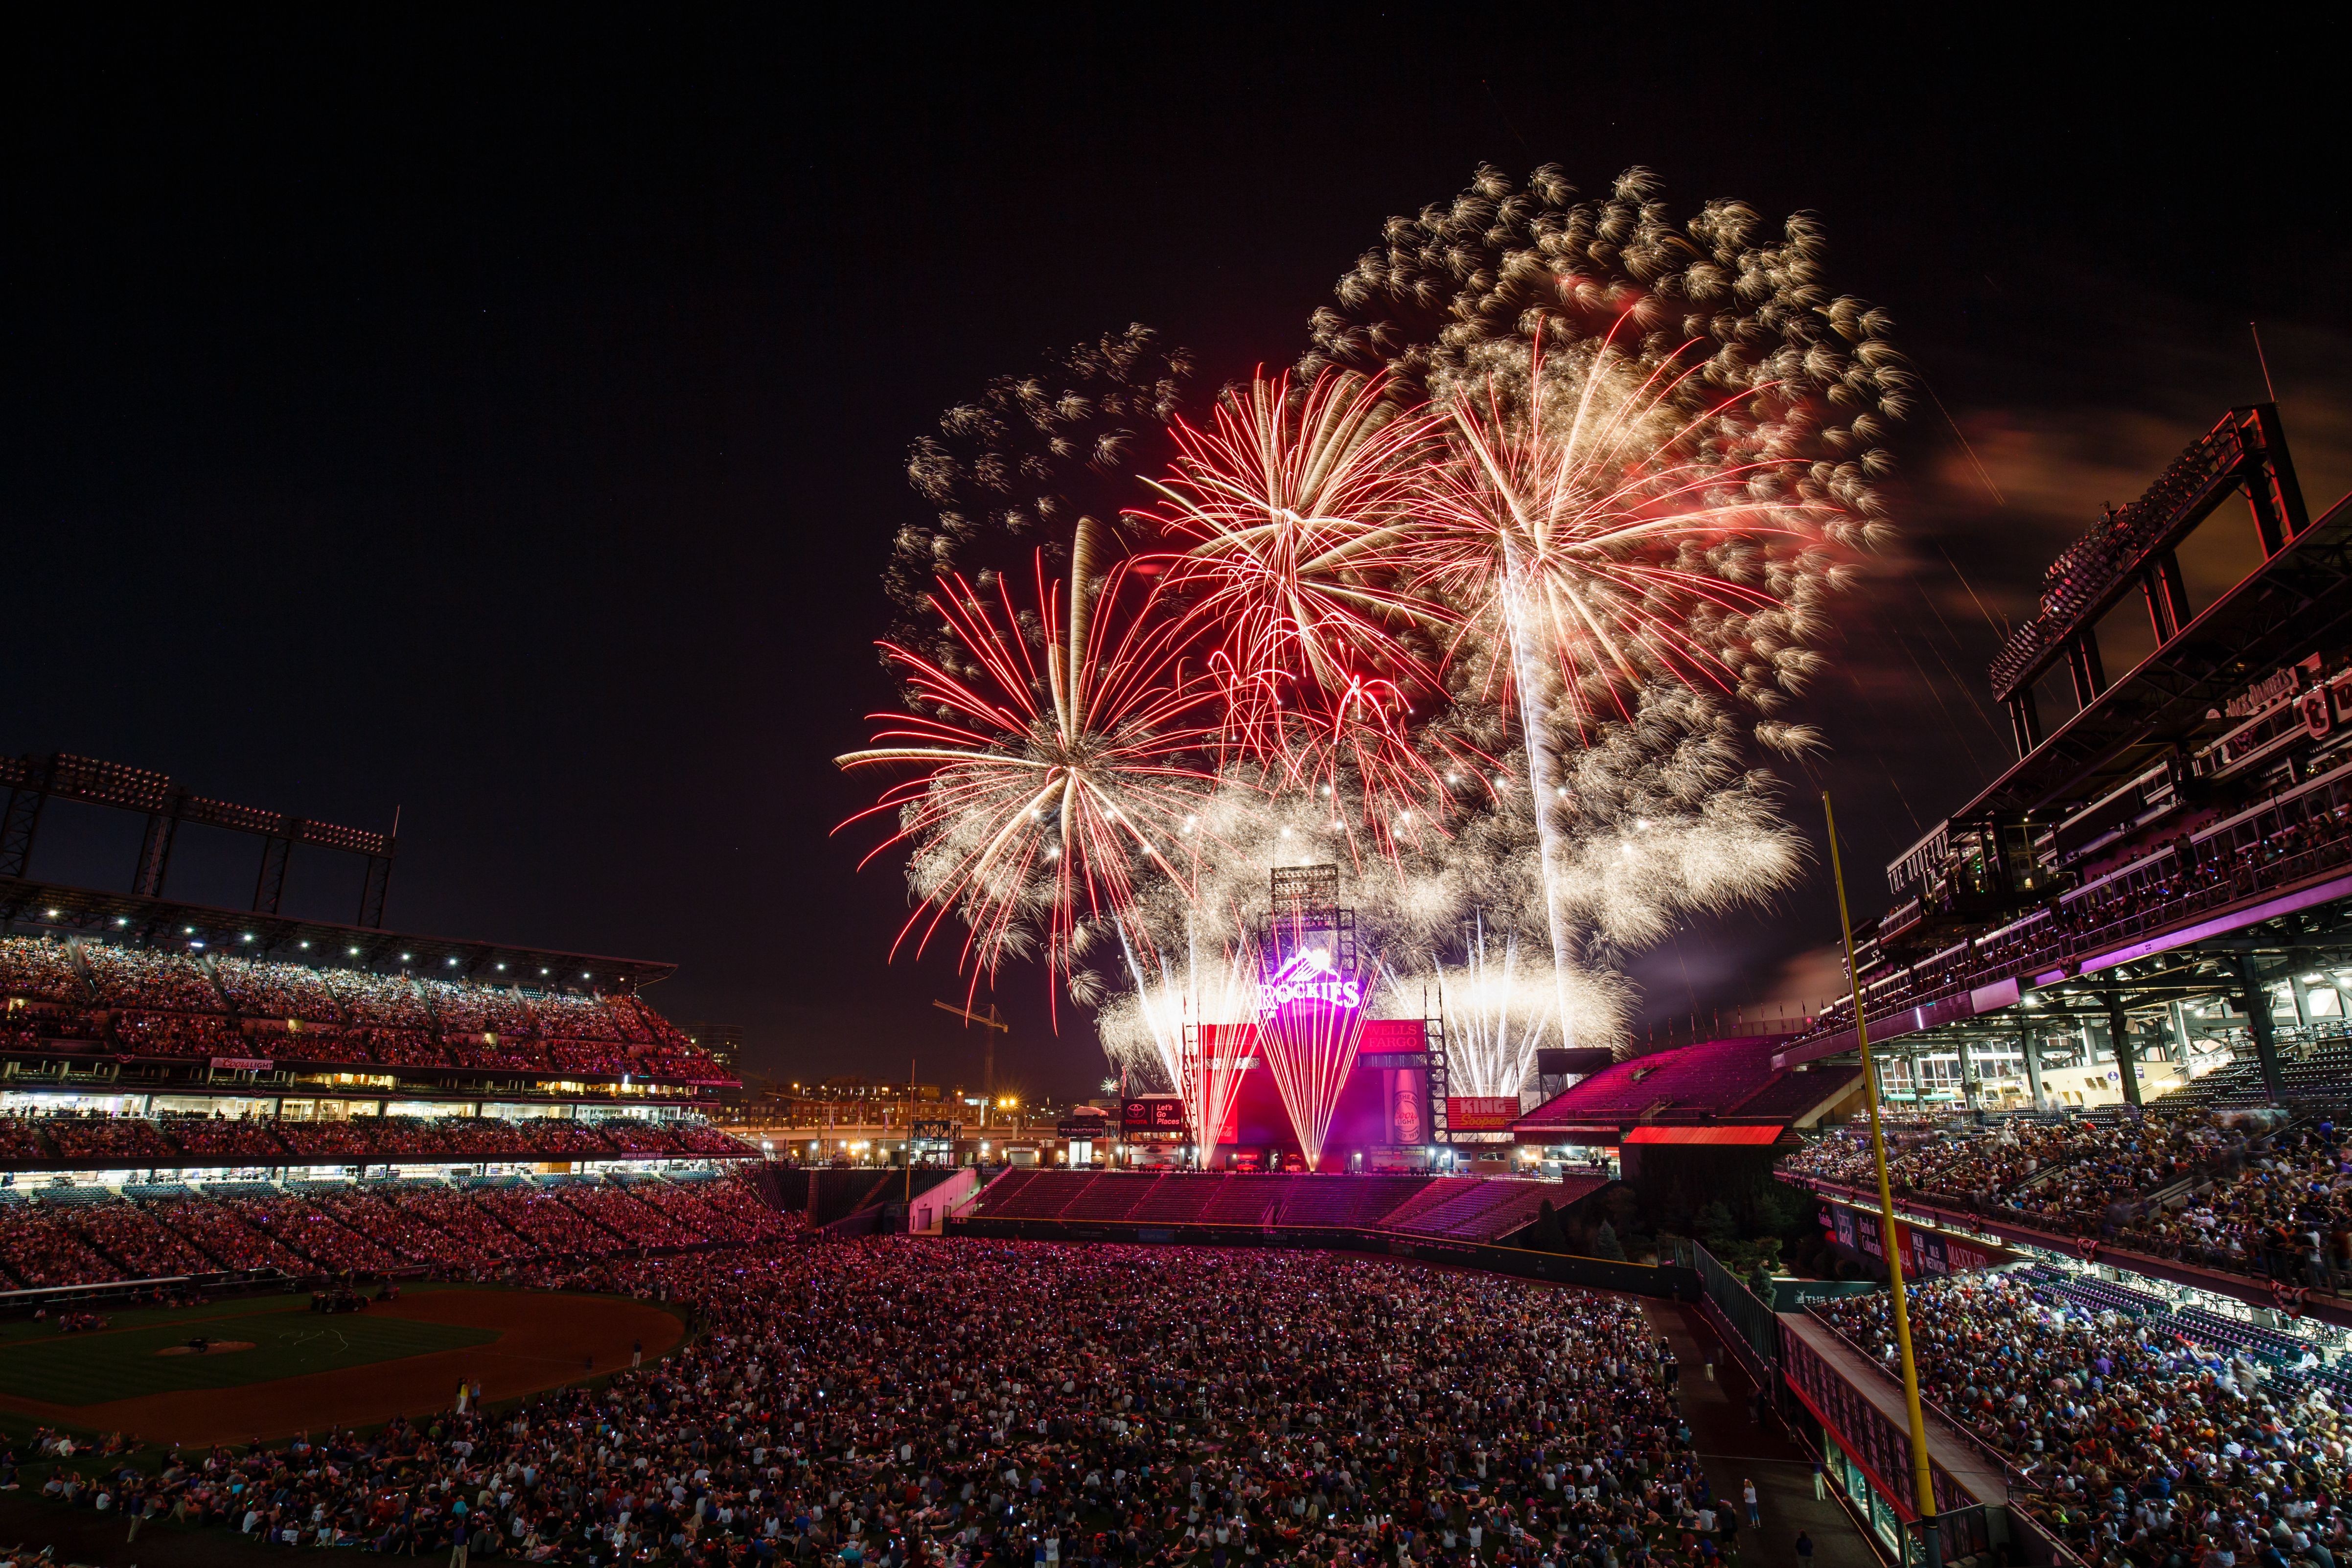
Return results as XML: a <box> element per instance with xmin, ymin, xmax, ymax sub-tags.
<box><xmin>946</xmin><ymin>1211</ymin><xmax>1699</xmax><ymax>1299</ymax></box>
<box><xmin>1802</xmin><ymin>1305</ymin><xmax>2036</xmax><ymax>1488</ymax></box>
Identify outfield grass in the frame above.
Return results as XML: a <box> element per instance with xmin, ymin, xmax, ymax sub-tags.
<box><xmin>0</xmin><ymin>1298</ymin><xmax>498</xmax><ymax>1407</ymax></box>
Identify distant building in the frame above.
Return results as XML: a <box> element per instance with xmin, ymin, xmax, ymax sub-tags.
<box><xmin>687</xmin><ymin>1021</ymin><xmax>745</xmax><ymax>1071</ymax></box>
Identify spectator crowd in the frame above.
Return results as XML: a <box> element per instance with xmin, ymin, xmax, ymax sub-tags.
<box><xmin>23</xmin><ymin>1241</ymin><xmax>1716</xmax><ymax>1568</ymax></box>
<box><xmin>0</xmin><ymin>1108</ymin><xmax>752</xmax><ymax>1169</ymax></box>
<box><xmin>0</xmin><ymin>1171</ymin><xmax>790</xmax><ymax>1289</ymax></box>
<box><xmin>1783</xmin><ymin>1113</ymin><xmax>2352</xmax><ymax>1295</ymax></box>
<box><xmin>0</xmin><ymin>937</ymin><xmax>729</xmax><ymax>1084</ymax></box>
<box><xmin>1816</xmin><ymin>1270</ymin><xmax>2352</xmax><ymax>1568</ymax></box>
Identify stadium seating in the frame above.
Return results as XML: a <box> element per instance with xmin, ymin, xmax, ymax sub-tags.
<box><xmin>1045</xmin><ymin>1173</ymin><xmax>1153</xmax><ymax>1221</ymax></box>
<box><xmin>66</xmin><ymin>1198</ymin><xmax>215</xmax><ymax>1277</ymax></box>
<box><xmin>0</xmin><ymin>935</ymin><xmax>89</xmax><ymax>1003</ymax></box>
<box><xmin>0</xmin><ymin>1109</ymin><xmax>755</xmax><ymax>1170</ymax></box>
<box><xmin>1722</xmin><ymin>1067</ymin><xmax>1854</xmax><ymax>1120</ymax></box>
<box><xmin>80</xmin><ymin>944</ymin><xmax>224</xmax><ymax>1012</ymax></box>
<box><xmin>1784</xmin><ymin>1111</ymin><xmax>2352</xmax><ymax>1299</ymax></box>
<box><xmin>1801</xmin><ymin>805</ymin><xmax>2352</xmax><ymax>1058</ymax></box>
<box><xmin>145</xmin><ymin>1188</ymin><xmax>312</xmax><ymax>1271</ymax></box>
<box><xmin>0</xmin><ymin>938</ymin><xmax>733</xmax><ymax>1085</ymax></box>
<box><xmin>961</xmin><ymin>1169</ymin><xmax>1593</xmax><ymax>1243</ymax></box>
<box><xmin>1386</xmin><ymin>1178</ymin><xmax>1540</xmax><ymax>1239</ymax></box>
<box><xmin>1371</xmin><ymin>1176</ymin><xmax>1482</xmax><ymax>1229</ymax></box>
<box><xmin>0</xmin><ymin>1204</ymin><xmax>122</xmax><ymax>1289</ymax></box>
<box><xmin>0</xmin><ymin>1165</ymin><xmax>801</xmax><ymax>1289</ymax></box>
<box><xmin>1274</xmin><ymin>1174</ymin><xmax>1430</xmax><ymax>1227</ymax></box>
<box><xmin>1815</xmin><ymin>1270</ymin><xmax>2340</xmax><ymax>1562</ymax></box>
<box><xmin>1195</xmin><ymin>1179</ymin><xmax>1284</xmax><ymax>1225</ymax></box>
<box><xmin>1515</xmin><ymin>1036</ymin><xmax>1842</xmax><ymax>1134</ymax></box>
<box><xmin>213</xmin><ymin>956</ymin><xmax>342</xmax><ymax>1022</ymax></box>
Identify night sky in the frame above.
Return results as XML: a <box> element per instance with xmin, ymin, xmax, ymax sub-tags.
<box><xmin>8</xmin><ymin>15</ymin><xmax>2350</xmax><ymax>1098</ymax></box>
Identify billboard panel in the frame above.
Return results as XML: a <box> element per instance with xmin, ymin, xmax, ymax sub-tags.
<box><xmin>1121</xmin><ymin>1096</ymin><xmax>1186</xmax><ymax>1135</ymax></box>
<box><xmin>1445</xmin><ymin>1096</ymin><xmax>1522</xmax><ymax>1132</ymax></box>
<box><xmin>1383</xmin><ymin>1066</ymin><xmax>1430</xmax><ymax>1144</ymax></box>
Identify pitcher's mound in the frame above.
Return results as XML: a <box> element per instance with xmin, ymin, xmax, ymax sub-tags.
<box><xmin>155</xmin><ymin>1341</ymin><xmax>255</xmax><ymax>1357</ymax></box>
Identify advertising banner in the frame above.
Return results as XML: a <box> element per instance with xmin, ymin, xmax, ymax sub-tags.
<box><xmin>1822</xmin><ymin>1199</ymin><xmax>2009</xmax><ymax>1276</ymax></box>
<box><xmin>1445</xmin><ymin>1096</ymin><xmax>1521</xmax><ymax>1132</ymax></box>
<box><xmin>1122</xmin><ymin>1096</ymin><xmax>1186</xmax><ymax>1135</ymax></box>
<box><xmin>1384</xmin><ymin>1067</ymin><xmax>1430</xmax><ymax>1144</ymax></box>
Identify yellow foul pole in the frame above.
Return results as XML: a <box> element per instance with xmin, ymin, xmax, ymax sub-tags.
<box><xmin>1823</xmin><ymin>792</ymin><xmax>1940</xmax><ymax>1535</ymax></box>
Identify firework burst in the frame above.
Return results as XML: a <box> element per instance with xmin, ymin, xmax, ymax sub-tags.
<box><xmin>847</xmin><ymin>163</ymin><xmax>1899</xmax><ymax>1108</ymax></box>
<box><xmin>896</xmin><ymin>326</ymin><xmax>1190</xmax><ymax>627</ymax></box>
<box><xmin>836</xmin><ymin>523</ymin><xmax>1221</xmax><ymax>989</ymax></box>
<box><xmin>1433</xmin><ymin>914</ymin><xmax>1556</xmax><ymax>1101</ymax></box>
<box><xmin>1139</xmin><ymin>369</ymin><xmax>1482</xmax><ymax>841</ymax></box>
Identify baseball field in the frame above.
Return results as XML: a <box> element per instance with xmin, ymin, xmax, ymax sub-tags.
<box><xmin>0</xmin><ymin>1284</ymin><xmax>686</xmax><ymax>1446</ymax></box>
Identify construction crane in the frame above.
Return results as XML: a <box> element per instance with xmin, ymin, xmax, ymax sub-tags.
<box><xmin>931</xmin><ymin>999</ymin><xmax>1009</xmax><ymax>1108</ymax></box>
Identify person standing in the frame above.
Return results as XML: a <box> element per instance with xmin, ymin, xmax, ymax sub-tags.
<box><xmin>1795</xmin><ymin>1532</ymin><xmax>1813</xmax><ymax>1568</ymax></box>
<box><xmin>1810</xmin><ymin>1463</ymin><xmax>1824</xmax><ymax>1502</ymax></box>
<box><xmin>1742</xmin><ymin>1480</ymin><xmax>1759</xmax><ymax>1529</ymax></box>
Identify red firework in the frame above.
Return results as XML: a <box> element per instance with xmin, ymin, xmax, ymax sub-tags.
<box><xmin>1139</xmin><ymin>369</ymin><xmax>1488</xmax><ymax>845</ymax></box>
<box><xmin>1407</xmin><ymin>325</ymin><xmax>1837</xmax><ymax>733</ymax></box>
<box><xmin>835</xmin><ymin>530</ymin><xmax>1221</xmax><ymax>988</ymax></box>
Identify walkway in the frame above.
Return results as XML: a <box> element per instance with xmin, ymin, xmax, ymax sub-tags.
<box><xmin>1645</xmin><ymin>1299</ymin><xmax>1885</xmax><ymax>1568</ymax></box>
<box><xmin>1778</xmin><ymin>1313</ymin><xmax>2010</xmax><ymax>1506</ymax></box>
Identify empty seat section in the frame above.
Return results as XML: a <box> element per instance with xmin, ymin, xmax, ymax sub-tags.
<box><xmin>983</xmin><ymin>1170</ymin><xmax>1095</xmax><ymax>1218</ymax></box>
<box><xmin>1277</xmin><ymin>1175</ymin><xmax>1431</xmax><ymax>1227</ymax></box>
<box><xmin>1377</xmin><ymin>1177</ymin><xmax>1480</xmax><ymax>1228</ymax></box>
<box><xmin>1394</xmin><ymin>1180</ymin><xmax>1531</xmax><ymax>1237</ymax></box>
<box><xmin>1060</xmin><ymin>1175</ymin><xmax>1160</xmax><ymax>1220</ymax></box>
<box><xmin>976</xmin><ymin>1168</ymin><xmax>1044</xmax><ymax>1214</ymax></box>
<box><xmin>1200</xmin><ymin>1178</ymin><xmax>1285</xmax><ymax>1223</ymax></box>
<box><xmin>1128</xmin><ymin>1176</ymin><xmax>1228</xmax><ymax>1223</ymax></box>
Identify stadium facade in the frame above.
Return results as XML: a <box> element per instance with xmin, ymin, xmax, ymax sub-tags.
<box><xmin>1512</xmin><ymin>403</ymin><xmax>2352</xmax><ymax>1152</ymax></box>
<box><xmin>0</xmin><ymin>756</ymin><xmax>760</xmax><ymax>1295</ymax></box>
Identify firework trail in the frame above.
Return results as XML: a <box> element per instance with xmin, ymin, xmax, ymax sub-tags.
<box><xmin>1434</xmin><ymin>914</ymin><xmax>1555</xmax><ymax>1102</ymax></box>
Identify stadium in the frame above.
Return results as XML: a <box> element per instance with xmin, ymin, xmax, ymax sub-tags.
<box><xmin>10</xmin><ymin>413</ymin><xmax>2352</xmax><ymax>1568</ymax></box>
<box><xmin>12</xmin><ymin>41</ymin><xmax>2352</xmax><ymax>1568</ymax></box>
